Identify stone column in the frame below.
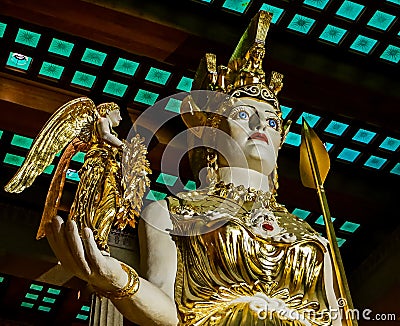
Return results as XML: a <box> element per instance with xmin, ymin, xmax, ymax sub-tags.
<box><xmin>89</xmin><ymin>229</ymin><xmax>140</xmax><ymax>326</ymax></box>
<box><xmin>89</xmin><ymin>294</ymin><xmax>123</xmax><ymax>326</ymax></box>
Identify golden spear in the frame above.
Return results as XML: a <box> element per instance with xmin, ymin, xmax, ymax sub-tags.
<box><xmin>300</xmin><ymin>119</ymin><xmax>357</xmax><ymax>326</ymax></box>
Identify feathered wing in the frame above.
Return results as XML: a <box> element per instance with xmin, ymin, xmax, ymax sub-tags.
<box><xmin>5</xmin><ymin>97</ymin><xmax>97</xmax><ymax>193</ymax></box>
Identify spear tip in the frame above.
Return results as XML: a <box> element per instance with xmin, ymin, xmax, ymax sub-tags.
<box><xmin>299</xmin><ymin>119</ymin><xmax>330</xmax><ymax>189</ymax></box>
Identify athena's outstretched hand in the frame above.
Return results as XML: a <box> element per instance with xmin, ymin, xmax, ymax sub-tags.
<box><xmin>45</xmin><ymin>216</ymin><xmax>127</xmax><ymax>292</ymax></box>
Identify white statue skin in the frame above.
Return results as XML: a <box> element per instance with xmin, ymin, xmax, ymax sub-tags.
<box><xmin>45</xmin><ymin>98</ymin><xmax>340</xmax><ymax>325</ymax></box>
<box><xmin>97</xmin><ymin>109</ymin><xmax>124</xmax><ymax>148</ymax></box>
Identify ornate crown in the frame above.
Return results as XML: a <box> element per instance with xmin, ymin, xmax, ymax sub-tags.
<box><xmin>180</xmin><ymin>11</ymin><xmax>289</xmax><ymax>190</ymax></box>
<box><xmin>191</xmin><ymin>11</ymin><xmax>284</xmax><ymax>111</ymax></box>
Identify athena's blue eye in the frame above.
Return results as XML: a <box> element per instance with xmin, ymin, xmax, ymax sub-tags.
<box><xmin>238</xmin><ymin>111</ymin><xmax>249</xmax><ymax>119</ymax></box>
<box><xmin>268</xmin><ymin>118</ymin><xmax>278</xmax><ymax>129</ymax></box>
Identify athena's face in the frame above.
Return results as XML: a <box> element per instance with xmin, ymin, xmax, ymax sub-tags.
<box><xmin>217</xmin><ymin>98</ymin><xmax>282</xmax><ymax>176</ymax></box>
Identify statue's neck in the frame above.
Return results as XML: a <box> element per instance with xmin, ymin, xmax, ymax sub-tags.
<box><xmin>218</xmin><ymin>167</ymin><xmax>270</xmax><ymax>192</ymax></box>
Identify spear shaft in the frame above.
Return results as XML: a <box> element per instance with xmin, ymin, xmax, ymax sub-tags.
<box><xmin>300</xmin><ymin>120</ymin><xmax>357</xmax><ymax>326</ymax></box>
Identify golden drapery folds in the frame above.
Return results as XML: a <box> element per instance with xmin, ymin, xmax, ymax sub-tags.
<box><xmin>69</xmin><ymin>128</ymin><xmax>122</xmax><ymax>252</ymax></box>
<box><xmin>168</xmin><ymin>183</ymin><xmax>333</xmax><ymax>326</ymax></box>
<box><xmin>69</xmin><ymin>130</ymin><xmax>151</xmax><ymax>252</ymax></box>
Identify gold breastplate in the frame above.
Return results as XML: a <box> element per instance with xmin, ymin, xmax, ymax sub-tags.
<box><xmin>168</xmin><ymin>183</ymin><xmax>333</xmax><ymax>326</ymax></box>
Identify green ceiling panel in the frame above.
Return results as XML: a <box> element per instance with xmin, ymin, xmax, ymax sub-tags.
<box><xmin>6</xmin><ymin>52</ymin><xmax>32</xmax><ymax>71</ymax></box>
<box><xmin>390</xmin><ymin>163</ymin><xmax>400</xmax><ymax>175</ymax></box>
<box><xmin>30</xmin><ymin>284</ymin><xmax>44</xmax><ymax>292</ymax></box>
<box><xmin>386</xmin><ymin>0</ymin><xmax>400</xmax><ymax>4</ymax></box>
<box><xmin>337</xmin><ymin>148</ymin><xmax>361</xmax><ymax>162</ymax></box>
<box><xmin>280</xmin><ymin>105</ymin><xmax>292</xmax><ymax>119</ymax></box>
<box><xmin>222</xmin><ymin>0</ymin><xmax>251</xmax><ymax>13</ymax></box>
<box><xmin>284</xmin><ymin>132</ymin><xmax>301</xmax><ymax>146</ymax></box>
<box><xmin>325</xmin><ymin>142</ymin><xmax>334</xmax><ymax>151</ymax></box>
<box><xmin>48</xmin><ymin>38</ymin><xmax>74</xmax><ymax>57</ymax></box>
<box><xmin>66</xmin><ymin>169</ymin><xmax>80</xmax><ymax>182</ymax></box>
<box><xmin>352</xmin><ymin>129</ymin><xmax>376</xmax><ymax>144</ymax></box>
<box><xmin>38</xmin><ymin>306</ymin><xmax>51</xmax><ymax>312</ymax></box>
<box><xmin>367</xmin><ymin>11</ymin><xmax>396</xmax><ymax>31</ymax></box>
<box><xmin>379</xmin><ymin>137</ymin><xmax>400</xmax><ymax>151</ymax></box>
<box><xmin>76</xmin><ymin>314</ymin><xmax>89</xmax><ymax>321</ymax></box>
<box><xmin>43</xmin><ymin>165</ymin><xmax>55</xmax><ymax>174</ymax></box>
<box><xmin>71</xmin><ymin>71</ymin><xmax>96</xmax><ymax>88</ymax></box>
<box><xmin>39</xmin><ymin>62</ymin><xmax>64</xmax><ymax>80</ymax></box>
<box><xmin>315</xmin><ymin>215</ymin><xmax>336</xmax><ymax>225</ymax></box>
<box><xmin>319</xmin><ymin>24</ymin><xmax>347</xmax><ymax>44</ymax></box>
<box><xmin>287</xmin><ymin>14</ymin><xmax>316</xmax><ymax>34</ymax></box>
<box><xmin>364</xmin><ymin>155</ymin><xmax>387</xmax><ymax>169</ymax></box>
<box><xmin>350</xmin><ymin>35</ymin><xmax>378</xmax><ymax>54</ymax></box>
<box><xmin>11</xmin><ymin>134</ymin><xmax>33</xmax><ymax>149</ymax></box>
<box><xmin>156</xmin><ymin>173</ymin><xmax>178</xmax><ymax>186</ymax></box>
<box><xmin>260</xmin><ymin>4</ymin><xmax>284</xmax><ymax>23</ymax></box>
<box><xmin>184</xmin><ymin>180</ymin><xmax>197</xmax><ymax>191</ymax></box>
<box><xmin>114</xmin><ymin>58</ymin><xmax>139</xmax><ymax>76</ymax></box>
<box><xmin>25</xmin><ymin>293</ymin><xmax>39</xmax><ymax>300</ymax></box>
<box><xmin>296</xmin><ymin>112</ymin><xmax>321</xmax><ymax>127</ymax></box>
<box><xmin>340</xmin><ymin>221</ymin><xmax>360</xmax><ymax>233</ymax></box>
<box><xmin>324</xmin><ymin>120</ymin><xmax>349</xmax><ymax>136</ymax></box>
<box><xmin>81</xmin><ymin>305</ymin><xmax>90</xmax><ymax>312</ymax></box>
<box><xmin>21</xmin><ymin>302</ymin><xmax>34</xmax><ymax>309</ymax></box>
<box><xmin>0</xmin><ymin>22</ymin><xmax>6</xmax><ymax>38</ymax></box>
<box><xmin>145</xmin><ymin>67</ymin><xmax>171</xmax><ymax>85</ymax></box>
<box><xmin>134</xmin><ymin>89</ymin><xmax>159</xmax><ymax>105</ymax></box>
<box><xmin>81</xmin><ymin>48</ymin><xmax>107</xmax><ymax>66</ymax></box>
<box><xmin>72</xmin><ymin>152</ymin><xmax>85</xmax><ymax>163</ymax></box>
<box><xmin>42</xmin><ymin>297</ymin><xmax>56</xmax><ymax>304</ymax></box>
<box><xmin>292</xmin><ymin>208</ymin><xmax>311</xmax><ymax>220</ymax></box>
<box><xmin>177</xmin><ymin>77</ymin><xmax>193</xmax><ymax>92</ymax></box>
<box><xmin>47</xmin><ymin>288</ymin><xmax>61</xmax><ymax>295</ymax></box>
<box><xmin>336</xmin><ymin>1</ymin><xmax>364</xmax><ymax>20</ymax></box>
<box><xmin>303</xmin><ymin>0</ymin><xmax>330</xmax><ymax>10</ymax></box>
<box><xmin>15</xmin><ymin>28</ymin><xmax>41</xmax><ymax>47</ymax></box>
<box><xmin>146</xmin><ymin>190</ymin><xmax>167</xmax><ymax>201</ymax></box>
<box><xmin>380</xmin><ymin>45</ymin><xmax>400</xmax><ymax>63</ymax></box>
<box><xmin>103</xmin><ymin>80</ymin><xmax>128</xmax><ymax>97</ymax></box>
<box><xmin>164</xmin><ymin>98</ymin><xmax>182</xmax><ymax>114</ymax></box>
<box><xmin>337</xmin><ymin>237</ymin><xmax>346</xmax><ymax>247</ymax></box>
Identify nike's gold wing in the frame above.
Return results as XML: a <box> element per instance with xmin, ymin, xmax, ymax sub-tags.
<box><xmin>4</xmin><ymin>97</ymin><xmax>97</xmax><ymax>193</ymax></box>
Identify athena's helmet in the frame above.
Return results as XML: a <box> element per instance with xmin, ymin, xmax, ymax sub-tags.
<box><xmin>180</xmin><ymin>11</ymin><xmax>290</xmax><ymax>193</ymax></box>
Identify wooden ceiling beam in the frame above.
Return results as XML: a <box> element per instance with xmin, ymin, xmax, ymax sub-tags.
<box><xmin>0</xmin><ymin>74</ymin><xmax>80</xmax><ymax>136</ymax></box>
<box><xmin>0</xmin><ymin>0</ymin><xmax>189</xmax><ymax>61</ymax></box>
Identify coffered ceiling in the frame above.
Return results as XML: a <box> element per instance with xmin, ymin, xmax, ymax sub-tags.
<box><xmin>0</xmin><ymin>0</ymin><xmax>399</xmax><ymax>324</ymax></box>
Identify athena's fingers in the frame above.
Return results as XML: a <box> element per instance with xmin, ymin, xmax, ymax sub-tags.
<box><xmin>45</xmin><ymin>216</ymin><xmax>68</xmax><ymax>260</ymax></box>
<box><xmin>45</xmin><ymin>216</ymin><xmax>86</xmax><ymax>279</ymax></box>
<box><xmin>81</xmin><ymin>228</ymin><xmax>128</xmax><ymax>290</ymax></box>
<box><xmin>64</xmin><ymin>220</ymin><xmax>91</xmax><ymax>276</ymax></box>
<box><xmin>81</xmin><ymin>227</ymin><xmax>107</xmax><ymax>274</ymax></box>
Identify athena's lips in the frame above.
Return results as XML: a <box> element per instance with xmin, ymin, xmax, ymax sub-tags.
<box><xmin>249</xmin><ymin>132</ymin><xmax>269</xmax><ymax>144</ymax></box>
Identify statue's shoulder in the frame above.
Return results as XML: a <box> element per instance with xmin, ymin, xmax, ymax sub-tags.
<box><xmin>165</xmin><ymin>188</ymin><xmax>211</xmax><ymax>212</ymax></box>
<box><xmin>274</xmin><ymin>209</ymin><xmax>320</xmax><ymax>238</ymax></box>
<box><xmin>141</xmin><ymin>199</ymin><xmax>170</xmax><ymax>225</ymax></box>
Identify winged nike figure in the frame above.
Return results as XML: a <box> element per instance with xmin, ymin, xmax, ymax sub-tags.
<box><xmin>5</xmin><ymin>97</ymin><xmax>151</xmax><ymax>254</ymax></box>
